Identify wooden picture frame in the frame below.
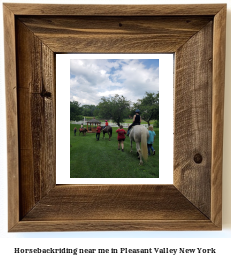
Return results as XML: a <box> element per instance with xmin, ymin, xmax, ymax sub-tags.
<box><xmin>4</xmin><ymin>3</ymin><xmax>226</xmax><ymax>232</ymax></box>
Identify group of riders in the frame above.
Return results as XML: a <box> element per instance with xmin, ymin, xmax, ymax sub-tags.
<box><xmin>74</xmin><ymin>109</ymin><xmax>156</xmax><ymax>156</ymax></box>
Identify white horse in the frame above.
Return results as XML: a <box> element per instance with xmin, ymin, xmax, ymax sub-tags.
<box><xmin>129</xmin><ymin>125</ymin><xmax>149</xmax><ymax>165</ymax></box>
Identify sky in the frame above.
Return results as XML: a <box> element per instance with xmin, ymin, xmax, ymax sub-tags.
<box><xmin>70</xmin><ymin>59</ymin><xmax>159</xmax><ymax>106</ymax></box>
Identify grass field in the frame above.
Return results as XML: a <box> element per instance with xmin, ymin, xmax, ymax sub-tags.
<box><xmin>70</xmin><ymin>124</ymin><xmax>159</xmax><ymax>179</ymax></box>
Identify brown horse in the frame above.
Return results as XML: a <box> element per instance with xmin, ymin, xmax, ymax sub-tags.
<box><xmin>79</xmin><ymin>127</ymin><xmax>87</xmax><ymax>136</ymax></box>
<box><xmin>101</xmin><ymin>125</ymin><xmax>112</xmax><ymax>141</ymax></box>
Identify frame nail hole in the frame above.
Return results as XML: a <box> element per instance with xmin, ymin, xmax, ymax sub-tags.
<box><xmin>194</xmin><ymin>153</ymin><xmax>202</xmax><ymax>164</ymax></box>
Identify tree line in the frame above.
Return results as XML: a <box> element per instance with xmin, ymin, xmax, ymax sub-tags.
<box><xmin>70</xmin><ymin>92</ymin><xmax>159</xmax><ymax>126</ymax></box>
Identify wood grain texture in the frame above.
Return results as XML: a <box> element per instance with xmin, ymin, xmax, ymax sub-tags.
<box><xmin>4</xmin><ymin>3</ymin><xmax>226</xmax><ymax>232</ymax></box>
<box><xmin>3</xmin><ymin>4</ymin><xmax>20</xmax><ymax>231</ymax></box>
<box><xmin>16</xmin><ymin>19</ymin><xmax>56</xmax><ymax>219</ymax></box>
<box><xmin>211</xmin><ymin>5</ymin><xmax>226</xmax><ymax>228</ymax></box>
<box><xmin>14</xmin><ymin>185</ymin><xmax>218</xmax><ymax>232</ymax></box>
<box><xmin>3</xmin><ymin>3</ymin><xmax>226</xmax><ymax>16</ymax></box>
<box><xmin>174</xmin><ymin>22</ymin><xmax>213</xmax><ymax>218</ymax></box>
<box><xmin>22</xmin><ymin>185</ymin><xmax>207</xmax><ymax>221</ymax></box>
<box><xmin>11</xmin><ymin>220</ymin><xmax>218</xmax><ymax>232</ymax></box>
<box><xmin>18</xmin><ymin>16</ymin><xmax>213</xmax><ymax>53</ymax></box>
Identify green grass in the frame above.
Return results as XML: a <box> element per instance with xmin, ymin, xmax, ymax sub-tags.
<box><xmin>70</xmin><ymin>124</ymin><xmax>159</xmax><ymax>179</ymax></box>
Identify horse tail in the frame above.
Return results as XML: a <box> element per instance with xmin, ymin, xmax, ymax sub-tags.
<box><xmin>141</xmin><ymin>128</ymin><xmax>148</xmax><ymax>162</ymax></box>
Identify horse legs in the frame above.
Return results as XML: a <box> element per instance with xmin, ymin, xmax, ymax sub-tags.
<box><xmin>130</xmin><ymin>139</ymin><xmax>133</xmax><ymax>153</ymax></box>
<box><xmin>136</xmin><ymin>142</ymin><xmax>143</xmax><ymax>165</ymax></box>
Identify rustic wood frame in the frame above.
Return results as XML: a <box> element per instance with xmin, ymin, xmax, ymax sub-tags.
<box><xmin>4</xmin><ymin>4</ymin><xmax>226</xmax><ymax>232</ymax></box>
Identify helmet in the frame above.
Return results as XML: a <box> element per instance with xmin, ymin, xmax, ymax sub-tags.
<box><xmin>135</xmin><ymin>109</ymin><xmax>140</xmax><ymax>113</ymax></box>
<box><xmin>105</xmin><ymin>120</ymin><xmax>107</xmax><ymax>122</ymax></box>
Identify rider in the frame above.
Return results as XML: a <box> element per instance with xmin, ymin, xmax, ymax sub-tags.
<box><xmin>103</xmin><ymin>120</ymin><xmax>108</xmax><ymax>129</ymax></box>
<box><xmin>127</xmin><ymin>109</ymin><xmax>141</xmax><ymax>136</ymax></box>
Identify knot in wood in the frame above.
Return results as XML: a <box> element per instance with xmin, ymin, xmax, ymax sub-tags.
<box><xmin>194</xmin><ymin>153</ymin><xmax>202</xmax><ymax>164</ymax></box>
<box><xmin>40</xmin><ymin>90</ymin><xmax>52</xmax><ymax>99</ymax></box>
<box><xmin>119</xmin><ymin>23</ymin><xmax>122</xmax><ymax>27</ymax></box>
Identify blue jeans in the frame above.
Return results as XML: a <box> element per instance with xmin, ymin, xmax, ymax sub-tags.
<box><xmin>147</xmin><ymin>144</ymin><xmax>154</xmax><ymax>155</ymax></box>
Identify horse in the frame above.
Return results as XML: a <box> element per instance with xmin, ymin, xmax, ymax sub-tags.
<box><xmin>79</xmin><ymin>127</ymin><xmax>87</xmax><ymax>136</ymax></box>
<box><xmin>101</xmin><ymin>125</ymin><xmax>112</xmax><ymax>141</ymax></box>
<box><xmin>129</xmin><ymin>125</ymin><xmax>149</xmax><ymax>165</ymax></box>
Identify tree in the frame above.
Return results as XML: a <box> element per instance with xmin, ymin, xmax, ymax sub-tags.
<box><xmin>97</xmin><ymin>94</ymin><xmax>130</xmax><ymax>126</ymax></box>
<box><xmin>93</xmin><ymin>106</ymin><xmax>100</xmax><ymax>117</ymax></box>
<box><xmin>132</xmin><ymin>92</ymin><xmax>159</xmax><ymax>126</ymax></box>
<box><xmin>81</xmin><ymin>105</ymin><xmax>97</xmax><ymax>117</ymax></box>
<box><xmin>70</xmin><ymin>101</ymin><xmax>83</xmax><ymax>121</ymax></box>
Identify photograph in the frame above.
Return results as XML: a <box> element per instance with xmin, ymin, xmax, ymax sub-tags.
<box><xmin>70</xmin><ymin>59</ymin><xmax>159</xmax><ymax>179</ymax></box>
<box><xmin>56</xmin><ymin>53</ymin><xmax>173</xmax><ymax>185</ymax></box>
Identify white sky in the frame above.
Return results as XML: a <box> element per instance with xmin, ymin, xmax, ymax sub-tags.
<box><xmin>70</xmin><ymin>59</ymin><xmax>159</xmax><ymax>105</ymax></box>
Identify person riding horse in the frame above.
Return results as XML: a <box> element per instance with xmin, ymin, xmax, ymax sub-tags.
<box><xmin>79</xmin><ymin>125</ymin><xmax>87</xmax><ymax>136</ymax></box>
<box><xmin>127</xmin><ymin>109</ymin><xmax>141</xmax><ymax>136</ymax></box>
<box><xmin>101</xmin><ymin>124</ymin><xmax>112</xmax><ymax>141</ymax></box>
<box><xmin>103</xmin><ymin>120</ymin><xmax>108</xmax><ymax>129</ymax></box>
